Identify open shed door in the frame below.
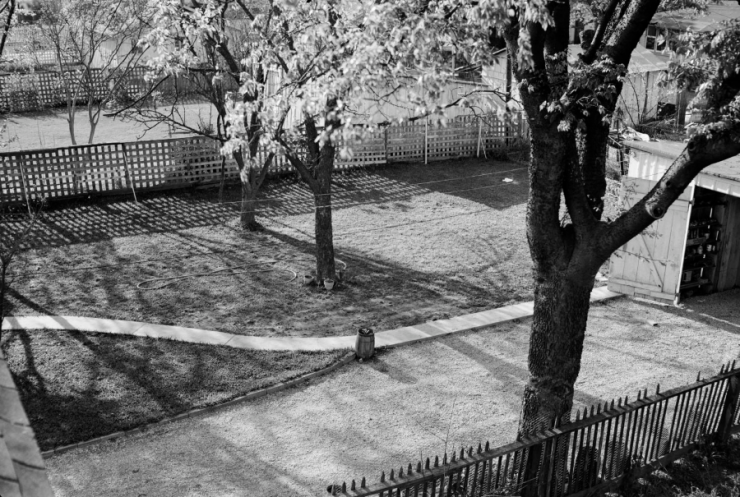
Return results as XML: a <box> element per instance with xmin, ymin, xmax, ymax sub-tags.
<box><xmin>608</xmin><ymin>177</ymin><xmax>693</xmax><ymax>302</ymax></box>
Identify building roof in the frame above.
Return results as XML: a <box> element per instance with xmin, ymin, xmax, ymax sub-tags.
<box><xmin>0</xmin><ymin>354</ymin><xmax>54</xmax><ymax>497</ymax></box>
<box><xmin>568</xmin><ymin>45</ymin><xmax>670</xmax><ymax>74</ymax></box>
<box><xmin>653</xmin><ymin>1</ymin><xmax>740</xmax><ymax>32</ymax></box>
<box><xmin>625</xmin><ymin>139</ymin><xmax>740</xmax><ymax>183</ymax></box>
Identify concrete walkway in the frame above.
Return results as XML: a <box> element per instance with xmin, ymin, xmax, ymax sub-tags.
<box><xmin>2</xmin><ymin>287</ymin><xmax>620</xmax><ymax>350</ymax></box>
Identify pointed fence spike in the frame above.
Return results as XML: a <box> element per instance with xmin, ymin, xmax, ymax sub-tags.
<box><xmin>485</xmin><ymin>441</ymin><xmax>490</xmax><ymax>451</ymax></box>
<box><xmin>656</xmin><ymin>384</ymin><xmax>660</xmax><ymax>395</ymax></box>
<box><xmin>451</xmin><ymin>451</ymin><xmax>457</xmax><ymax>462</ymax></box>
<box><xmin>351</xmin><ymin>480</ymin><xmax>356</xmax><ymax>491</ymax></box>
<box><xmin>637</xmin><ymin>390</ymin><xmax>642</xmax><ymax>401</ymax></box>
<box><xmin>611</xmin><ymin>399</ymin><xmax>615</xmax><ymax>409</ymax></box>
<box><xmin>625</xmin><ymin>396</ymin><xmax>629</xmax><ymax>405</ymax></box>
<box><xmin>426</xmin><ymin>458</ymin><xmax>431</xmax><ymax>470</ymax></box>
<box><xmin>591</xmin><ymin>405</ymin><xmax>596</xmax><ymax>416</ymax></box>
<box><xmin>697</xmin><ymin>372</ymin><xmax>701</xmax><ymax>382</ymax></box>
<box><xmin>381</xmin><ymin>472</ymin><xmax>385</xmax><ymax>483</ymax></box>
<box><xmin>478</xmin><ymin>443</ymin><xmax>483</xmax><ymax>454</ymax></box>
<box><xmin>417</xmin><ymin>461</ymin><xmax>422</xmax><ymax>473</ymax></box>
<box><xmin>576</xmin><ymin>410</ymin><xmax>581</xmax><ymax>421</ymax></box>
<box><xmin>435</xmin><ymin>455</ymin><xmax>439</xmax><ymax>468</ymax></box>
<box><xmin>460</xmin><ymin>447</ymin><xmax>465</xmax><ymax>459</ymax></box>
<box><xmin>361</xmin><ymin>477</ymin><xmax>366</xmax><ymax>489</ymax></box>
<box><xmin>597</xmin><ymin>404</ymin><xmax>602</xmax><ymax>414</ymax></box>
<box><xmin>721</xmin><ymin>364</ymin><xmax>726</xmax><ymax>374</ymax></box>
<box><xmin>342</xmin><ymin>482</ymin><xmax>346</xmax><ymax>492</ymax></box>
<box><xmin>399</xmin><ymin>467</ymin><xmax>403</xmax><ymax>478</ymax></box>
<box><xmin>618</xmin><ymin>397</ymin><xmax>623</xmax><ymax>406</ymax></box>
<box><xmin>390</xmin><ymin>469</ymin><xmax>394</xmax><ymax>480</ymax></box>
<box><xmin>468</xmin><ymin>446</ymin><xmax>473</xmax><ymax>456</ymax></box>
<box><xmin>408</xmin><ymin>463</ymin><xmax>412</xmax><ymax>475</ymax></box>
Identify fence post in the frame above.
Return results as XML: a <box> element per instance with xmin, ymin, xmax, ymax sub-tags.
<box><xmin>476</xmin><ymin>117</ymin><xmax>482</xmax><ymax>158</ymax></box>
<box><xmin>520</xmin><ymin>442</ymin><xmax>542</xmax><ymax>497</ymax></box>
<box><xmin>424</xmin><ymin>118</ymin><xmax>428</xmax><ymax>165</ymax></box>
<box><xmin>716</xmin><ymin>369</ymin><xmax>740</xmax><ymax>443</ymax></box>
<box><xmin>384</xmin><ymin>125</ymin><xmax>389</xmax><ymax>164</ymax></box>
<box><xmin>121</xmin><ymin>144</ymin><xmax>138</xmax><ymax>202</ymax></box>
<box><xmin>18</xmin><ymin>156</ymin><xmax>33</xmax><ymax>216</ymax></box>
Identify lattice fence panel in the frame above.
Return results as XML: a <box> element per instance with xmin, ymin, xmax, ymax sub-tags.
<box><xmin>386</xmin><ymin>123</ymin><xmax>425</xmax><ymax>163</ymax></box>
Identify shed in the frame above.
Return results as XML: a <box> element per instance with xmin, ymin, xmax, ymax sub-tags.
<box><xmin>608</xmin><ymin>140</ymin><xmax>740</xmax><ymax>303</ymax></box>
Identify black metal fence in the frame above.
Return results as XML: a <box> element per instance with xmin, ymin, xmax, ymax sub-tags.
<box><xmin>333</xmin><ymin>361</ymin><xmax>740</xmax><ymax>497</ymax></box>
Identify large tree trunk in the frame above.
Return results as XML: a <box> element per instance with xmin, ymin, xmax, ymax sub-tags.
<box><xmin>313</xmin><ymin>143</ymin><xmax>336</xmax><ymax>282</ymax></box>
<box><xmin>233</xmin><ymin>151</ymin><xmax>264</xmax><ymax>232</ymax></box>
<box><xmin>517</xmin><ymin>121</ymin><xmax>606</xmax><ymax>438</ymax></box>
<box><xmin>518</xmin><ymin>271</ymin><xmax>595</xmax><ymax>436</ymax></box>
<box><xmin>240</xmin><ymin>181</ymin><xmax>261</xmax><ymax>231</ymax></box>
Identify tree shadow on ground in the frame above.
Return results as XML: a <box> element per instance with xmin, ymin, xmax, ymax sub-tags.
<box><xmin>370</xmin><ymin>157</ymin><xmax>529</xmax><ymax>211</ymax></box>
<box><xmin>2</xmin><ymin>327</ymin><xmax>346</xmax><ymax>451</ymax></box>
<box><xmin>1</xmin><ymin>157</ymin><xmax>530</xmax><ymax>251</ymax></box>
<box><xmin>631</xmin><ymin>292</ymin><xmax>740</xmax><ymax>337</ymax></box>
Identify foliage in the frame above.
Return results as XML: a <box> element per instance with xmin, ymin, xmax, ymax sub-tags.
<box><xmin>671</xmin><ymin>18</ymin><xmax>740</xmax><ymax>134</ymax></box>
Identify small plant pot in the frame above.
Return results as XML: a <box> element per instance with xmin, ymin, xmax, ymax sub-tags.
<box><xmin>355</xmin><ymin>327</ymin><xmax>375</xmax><ymax>360</ymax></box>
<box><xmin>304</xmin><ymin>274</ymin><xmax>314</xmax><ymax>286</ymax></box>
<box><xmin>324</xmin><ymin>278</ymin><xmax>335</xmax><ymax>290</ymax></box>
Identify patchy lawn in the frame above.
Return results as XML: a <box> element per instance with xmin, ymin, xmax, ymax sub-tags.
<box><xmin>1</xmin><ymin>329</ymin><xmax>347</xmax><ymax>451</ymax></box>
<box><xmin>2</xmin><ymin>102</ymin><xmax>215</xmax><ymax>151</ymax></box>
<box><xmin>4</xmin><ymin>155</ymin><xmax>551</xmax><ymax>338</ymax></box>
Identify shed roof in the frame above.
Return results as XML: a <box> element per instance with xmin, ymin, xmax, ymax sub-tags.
<box><xmin>568</xmin><ymin>45</ymin><xmax>670</xmax><ymax>73</ymax></box>
<box><xmin>653</xmin><ymin>1</ymin><xmax>740</xmax><ymax>32</ymax></box>
<box><xmin>0</xmin><ymin>354</ymin><xmax>54</xmax><ymax>497</ymax></box>
<box><xmin>625</xmin><ymin>139</ymin><xmax>740</xmax><ymax>183</ymax></box>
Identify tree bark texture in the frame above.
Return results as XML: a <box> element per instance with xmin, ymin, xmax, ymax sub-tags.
<box><xmin>518</xmin><ymin>273</ymin><xmax>593</xmax><ymax>435</ymax></box>
<box><xmin>240</xmin><ymin>181</ymin><xmax>261</xmax><ymax>231</ymax></box>
<box><xmin>313</xmin><ymin>138</ymin><xmax>336</xmax><ymax>282</ymax></box>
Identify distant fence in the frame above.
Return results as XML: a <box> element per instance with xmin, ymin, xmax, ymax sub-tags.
<box><xmin>332</xmin><ymin>361</ymin><xmax>740</xmax><ymax>497</ymax></box>
<box><xmin>0</xmin><ymin>113</ymin><xmax>528</xmax><ymax>205</ymax></box>
<box><xmin>0</xmin><ymin>67</ymin><xmax>224</xmax><ymax>112</ymax></box>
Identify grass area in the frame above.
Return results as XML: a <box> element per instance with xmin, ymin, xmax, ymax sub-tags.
<box><xmin>2</xmin><ymin>101</ymin><xmax>215</xmax><ymax>151</ymax></box>
<box><xmin>629</xmin><ymin>435</ymin><xmax>740</xmax><ymax>497</ymax></box>
<box><xmin>1</xmin><ymin>329</ymin><xmax>347</xmax><ymax>451</ymax></box>
<box><xmin>2</xmin><ymin>155</ymin><xmax>564</xmax><ymax>338</ymax></box>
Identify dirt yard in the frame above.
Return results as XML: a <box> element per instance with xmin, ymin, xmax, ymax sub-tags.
<box><xmin>44</xmin><ymin>294</ymin><xmax>740</xmax><ymax>497</ymax></box>
<box><xmin>5</xmin><ymin>156</ymin><xmax>549</xmax><ymax>338</ymax></box>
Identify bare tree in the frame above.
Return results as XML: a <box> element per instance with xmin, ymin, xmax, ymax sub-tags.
<box><xmin>32</xmin><ymin>0</ymin><xmax>152</xmax><ymax>145</ymax></box>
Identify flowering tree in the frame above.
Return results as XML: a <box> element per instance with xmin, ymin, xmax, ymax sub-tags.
<box><xmin>118</xmin><ymin>0</ymin><xmax>285</xmax><ymax>229</ymax></box>
<box><xmin>345</xmin><ymin>0</ymin><xmax>740</xmax><ymax>437</ymax></box>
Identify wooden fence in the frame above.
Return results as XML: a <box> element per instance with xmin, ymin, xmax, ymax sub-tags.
<box><xmin>0</xmin><ymin>113</ymin><xmax>528</xmax><ymax>205</ymax></box>
<box><xmin>332</xmin><ymin>361</ymin><xmax>740</xmax><ymax>497</ymax></box>
<box><xmin>0</xmin><ymin>67</ymin><xmax>223</xmax><ymax>112</ymax></box>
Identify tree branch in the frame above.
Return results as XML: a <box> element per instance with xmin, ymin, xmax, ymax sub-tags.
<box><xmin>604</xmin><ymin>0</ymin><xmax>661</xmax><ymax>65</ymax></box>
<box><xmin>598</xmin><ymin>124</ymin><xmax>740</xmax><ymax>258</ymax></box>
<box><xmin>581</xmin><ymin>0</ymin><xmax>622</xmax><ymax>64</ymax></box>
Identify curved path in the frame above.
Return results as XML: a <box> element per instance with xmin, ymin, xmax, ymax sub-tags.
<box><xmin>2</xmin><ymin>287</ymin><xmax>619</xmax><ymax>351</ymax></box>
